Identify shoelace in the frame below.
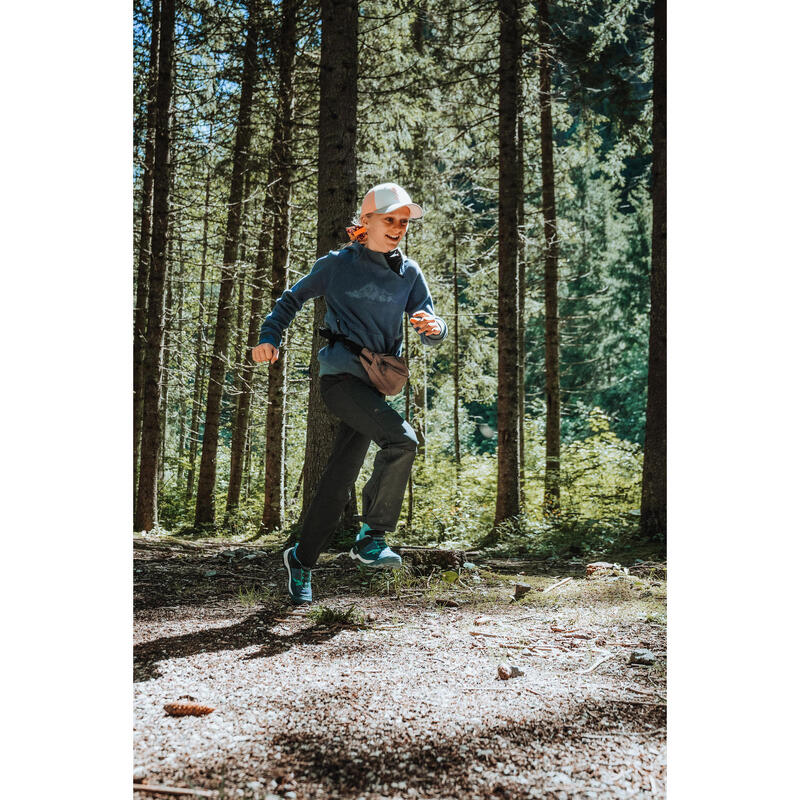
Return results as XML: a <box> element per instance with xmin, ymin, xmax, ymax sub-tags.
<box><xmin>299</xmin><ymin>566</ymin><xmax>311</xmax><ymax>586</ymax></box>
<box><xmin>370</xmin><ymin>536</ymin><xmax>387</xmax><ymax>552</ymax></box>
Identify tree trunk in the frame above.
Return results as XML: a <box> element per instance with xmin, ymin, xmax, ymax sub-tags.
<box><xmin>259</xmin><ymin>33</ymin><xmax>298</xmax><ymax>530</ymax></box>
<box><xmin>517</xmin><ymin>112</ymin><xmax>526</xmax><ymax>507</ymax></box>
<box><xmin>135</xmin><ymin>0</ymin><xmax>175</xmax><ymax>531</ymax></box>
<box><xmin>185</xmin><ymin>144</ymin><xmax>213</xmax><ymax>504</ymax></box>
<box><xmin>405</xmin><ymin>316</ymin><xmax>414</xmax><ymax>529</ymax></box>
<box><xmin>195</xmin><ymin>3</ymin><xmax>260</xmax><ymax>527</ymax></box>
<box><xmin>159</xmin><ymin>246</ymin><xmax>173</xmax><ymax>488</ymax></box>
<box><xmin>640</xmin><ymin>0</ymin><xmax>667</xmax><ymax>541</ymax></box>
<box><xmin>176</xmin><ymin>210</ymin><xmax>186</xmax><ymax>487</ymax></box>
<box><xmin>452</xmin><ymin>228</ymin><xmax>461</xmax><ymax>469</ymax></box>
<box><xmin>538</xmin><ymin>0</ymin><xmax>561</xmax><ymax>519</ymax></box>
<box><xmin>230</xmin><ymin>0</ymin><xmax>298</xmax><ymax>523</ymax></box>
<box><xmin>134</xmin><ymin>0</ymin><xmax>161</xmax><ymax>505</ymax></box>
<box><xmin>494</xmin><ymin>0</ymin><xmax>521</xmax><ymax>527</ymax></box>
<box><xmin>300</xmin><ymin>0</ymin><xmax>359</xmax><ymax>522</ymax></box>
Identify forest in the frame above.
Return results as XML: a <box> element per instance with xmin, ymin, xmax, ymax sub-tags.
<box><xmin>132</xmin><ymin>1</ymin><xmax>667</xmax><ymax>796</ymax></box>
<box><xmin>133</xmin><ymin>0</ymin><xmax>666</xmax><ymax>560</ymax></box>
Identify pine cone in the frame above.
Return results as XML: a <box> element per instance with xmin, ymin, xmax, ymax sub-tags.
<box><xmin>163</xmin><ymin>701</ymin><xmax>214</xmax><ymax>717</ymax></box>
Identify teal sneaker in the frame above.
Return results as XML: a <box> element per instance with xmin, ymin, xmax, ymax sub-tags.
<box><xmin>349</xmin><ymin>524</ymin><xmax>402</xmax><ymax>569</ymax></box>
<box><xmin>283</xmin><ymin>545</ymin><xmax>312</xmax><ymax>604</ymax></box>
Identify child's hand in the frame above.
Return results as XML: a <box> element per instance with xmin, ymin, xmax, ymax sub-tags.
<box><xmin>410</xmin><ymin>311</ymin><xmax>441</xmax><ymax>336</ymax></box>
<box><xmin>252</xmin><ymin>343</ymin><xmax>279</xmax><ymax>364</ymax></box>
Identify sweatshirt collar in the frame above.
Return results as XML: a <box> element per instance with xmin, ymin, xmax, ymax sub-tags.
<box><xmin>357</xmin><ymin>243</ymin><xmax>407</xmax><ymax>276</ymax></box>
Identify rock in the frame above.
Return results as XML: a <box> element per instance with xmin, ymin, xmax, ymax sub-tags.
<box><xmin>133</xmin><ymin>767</ymin><xmax>147</xmax><ymax>782</ymax></box>
<box><xmin>629</xmin><ymin>648</ymin><xmax>656</xmax><ymax>665</ymax></box>
<box><xmin>513</xmin><ymin>583</ymin><xmax>532</xmax><ymax>600</ymax></box>
<box><xmin>498</xmin><ymin>663</ymin><xmax>524</xmax><ymax>680</ymax></box>
<box><xmin>463</xmin><ymin>561</ymin><xmax>478</xmax><ymax>570</ymax></box>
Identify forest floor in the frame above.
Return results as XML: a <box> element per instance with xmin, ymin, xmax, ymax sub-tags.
<box><xmin>133</xmin><ymin>534</ymin><xmax>667</xmax><ymax>800</ymax></box>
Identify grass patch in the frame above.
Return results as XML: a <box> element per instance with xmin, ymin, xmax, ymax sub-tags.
<box><xmin>236</xmin><ymin>584</ymin><xmax>278</xmax><ymax>607</ymax></box>
<box><xmin>307</xmin><ymin>603</ymin><xmax>367</xmax><ymax>629</ymax></box>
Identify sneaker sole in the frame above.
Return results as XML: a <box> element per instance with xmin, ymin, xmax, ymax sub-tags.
<box><xmin>284</xmin><ymin>548</ymin><xmax>311</xmax><ymax>604</ymax></box>
<box><xmin>349</xmin><ymin>549</ymin><xmax>403</xmax><ymax>569</ymax></box>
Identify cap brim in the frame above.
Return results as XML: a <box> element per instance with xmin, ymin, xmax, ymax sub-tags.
<box><xmin>374</xmin><ymin>202</ymin><xmax>424</xmax><ymax>219</ymax></box>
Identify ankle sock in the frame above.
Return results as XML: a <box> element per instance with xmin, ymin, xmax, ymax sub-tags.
<box><xmin>356</xmin><ymin>523</ymin><xmax>385</xmax><ymax>542</ymax></box>
<box><xmin>290</xmin><ymin>544</ymin><xmax>311</xmax><ymax>570</ymax></box>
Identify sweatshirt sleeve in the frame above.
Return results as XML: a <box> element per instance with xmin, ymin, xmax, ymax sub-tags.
<box><xmin>258</xmin><ymin>256</ymin><xmax>331</xmax><ymax>348</ymax></box>
<box><xmin>405</xmin><ymin>269</ymin><xmax>448</xmax><ymax>346</ymax></box>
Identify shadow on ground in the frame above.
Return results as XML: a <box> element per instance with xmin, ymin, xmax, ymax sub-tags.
<box><xmin>134</xmin><ymin>608</ymin><xmax>347</xmax><ymax>682</ymax></box>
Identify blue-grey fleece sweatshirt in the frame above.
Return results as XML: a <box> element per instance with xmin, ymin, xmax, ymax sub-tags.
<box><xmin>258</xmin><ymin>242</ymin><xmax>448</xmax><ymax>382</ymax></box>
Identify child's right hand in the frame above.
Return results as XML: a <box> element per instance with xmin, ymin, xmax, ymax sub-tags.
<box><xmin>252</xmin><ymin>343</ymin><xmax>279</xmax><ymax>364</ymax></box>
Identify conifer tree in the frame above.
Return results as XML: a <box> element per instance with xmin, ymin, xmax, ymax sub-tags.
<box><xmin>300</xmin><ymin>0</ymin><xmax>358</xmax><ymax>521</ymax></box>
<box><xmin>135</xmin><ymin>0</ymin><xmax>175</xmax><ymax>531</ymax></box>
<box><xmin>195</xmin><ymin>0</ymin><xmax>261</xmax><ymax>526</ymax></box>
<box><xmin>494</xmin><ymin>0</ymin><xmax>521</xmax><ymax>526</ymax></box>
<box><xmin>640</xmin><ymin>0</ymin><xmax>666</xmax><ymax>540</ymax></box>
<box><xmin>538</xmin><ymin>0</ymin><xmax>561</xmax><ymax>518</ymax></box>
<box><xmin>134</xmin><ymin>0</ymin><xmax>161</xmax><ymax>504</ymax></box>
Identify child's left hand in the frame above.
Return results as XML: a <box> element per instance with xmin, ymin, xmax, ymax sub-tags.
<box><xmin>410</xmin><ymin>311</ymin><xmax>441</xmax><ymax>336</ymax></box>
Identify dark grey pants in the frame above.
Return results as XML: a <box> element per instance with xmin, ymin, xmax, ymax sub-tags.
<box><xmin>294</xmin><ymin>373</ymin><xmax>418</xmax><ymax>567</ymax></box>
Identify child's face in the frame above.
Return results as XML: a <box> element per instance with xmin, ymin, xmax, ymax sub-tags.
<box><xmin>363</xmin><ymin>208</ymin><xmax>410</xmax><ymax>252</ymax></box>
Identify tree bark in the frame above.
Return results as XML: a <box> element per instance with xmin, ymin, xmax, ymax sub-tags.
<box><xmin>300</xmin><ymin>0</ymin><xmax>359</xmax><ymax>523</ymax></box>
<box><xmin>405</xmin><ymin>316</ymin><xmax>414</xmax><ymax>529</ymax></box>
<box><xmin>452</xmin><ymin>227</ymin><xmax>461</xmax><ymax>469</ymax></box>
<box><xmin>176</xmin><ymin>215</ymin><xmax>186</xmax><ymax>487</ymax></box>
<box><xmin>494</xmin><ymin>0</ymin><xmax>521</xmax><ymax>527</ymax></box>
<box><xmin>230</xmin><ymin>0</ymin><xmax>298</xmax><ymax>523</ymax></box>
<box><xmin>538</xmin><ymin>0</ymin><xmax>561</xmax><ymax>519</ymax></box>
<box><xmin>640</xmin><ymin>0</ymin><xmax>667</xmax><ymax>541</ymax></box>
<box><xmin>135</xmin><ymin>0</ymin><xmax>175</xmax><ymax>531</ymax></box>
<box><xmin>185</xmin><ymin>143</ymin><xmax>214</xmax><ymax>504</ymax></box>
<box><xmin>134</xmin><ymin>0</ymin><xmax>161</xmax><ymax>505</ymax></box>
<box><xmin>517</xmin><ymin>112</ymin><xmax>526</xmax><ymax>508</ymax></box>
<box><xmin>194</xmin><ymin>2</ymin><xmax>260</xmax><ymax>527</ymax></box>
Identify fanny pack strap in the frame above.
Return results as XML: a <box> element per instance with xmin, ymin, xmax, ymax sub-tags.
<box><xmin>318</xmin><ymin>327</ymin><xmax>370</xmax><ymax>357</ymax></box>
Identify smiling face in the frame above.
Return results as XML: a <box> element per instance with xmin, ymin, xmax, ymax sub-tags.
<box><xmin>362</xmin><ymin>208</ymin><xmax>411</xmax><ymax>252</ymax></box>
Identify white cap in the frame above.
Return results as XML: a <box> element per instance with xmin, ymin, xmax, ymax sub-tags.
<box><xmin>361</xmin><ymin>182</ymin><xmax>423</xmax><ymax>219</ymax></box>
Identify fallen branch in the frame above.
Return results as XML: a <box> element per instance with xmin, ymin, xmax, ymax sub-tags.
<box><xmin>543</xmin><ymin>577</ymin><xmax>572</xmax><ymax>594</ymax></box>
<box><xmin>578</xmin><ymin>652</ymin><xmax>615</xmax><ymax>675</ymax></box>
<box><xmin>133</xmin><ymin>784</ymin><xmax>216</xmax><ymax>797</ymax></box>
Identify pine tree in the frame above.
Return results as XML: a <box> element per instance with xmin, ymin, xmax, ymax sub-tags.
<box><xmin>135</xmin><ymin>0</ymin><xmax>175</xmax><ymax>531</ymax></box>
<box><xmin>640</xmin><ymin>0</ymin><xmax>666</xmax><ymax>541</ymax></box>
<box><xmin>494</xmin><ymin>0</ymin><xmax>521</xmax><ymax>526</ymax></box>
<box><xmin>195</xmin><ymin>0</ymin><xmax>261</xmax><ymax>527</ymax></box>
<box><xmin>538</xmin><ymin>0</ymin><xmax>561</xmax><ymax>518</ymax></box>
<box><xmin>300</xmin><ymin>0</ymin><xmax>359</xmax><ymax>522</ymax></box>
<box><xmin>134</xmin><ymin>0</ymin><xmax>161</xmax><ymax>505</ymax></box>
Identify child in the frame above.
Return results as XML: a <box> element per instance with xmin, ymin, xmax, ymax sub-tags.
<box><xmin>252</xmin><ymin>182</ymin><xmax>447</xmax><ymax>604</ymax></box>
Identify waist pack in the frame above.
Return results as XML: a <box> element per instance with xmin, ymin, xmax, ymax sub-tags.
<box><xmin>319</xmin><ymin>328</ymin><xmax>409</xmax><ymax>396</ymax></box>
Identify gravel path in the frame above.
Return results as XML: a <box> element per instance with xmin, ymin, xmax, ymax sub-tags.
<box><xmin>134</xmin><ymin>538</ymin><xmax>666</xmax><ymax>799</ymax></box>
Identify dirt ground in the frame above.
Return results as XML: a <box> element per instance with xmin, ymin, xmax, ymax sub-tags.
<box><xmin>133</xmin><ymin>535</ymin><xmax>666</xmax><ymax>799</ymax></box>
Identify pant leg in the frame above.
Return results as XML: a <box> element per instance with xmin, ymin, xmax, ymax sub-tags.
<box><xmin>295</xmin><ymin>410</ymin><xmax>371</xmax><ymax>567</ymax></box>
<box><xmin>320</xmin><ymin>375</ymin><xmax>418</xmax><ymax>534</ymax></box>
